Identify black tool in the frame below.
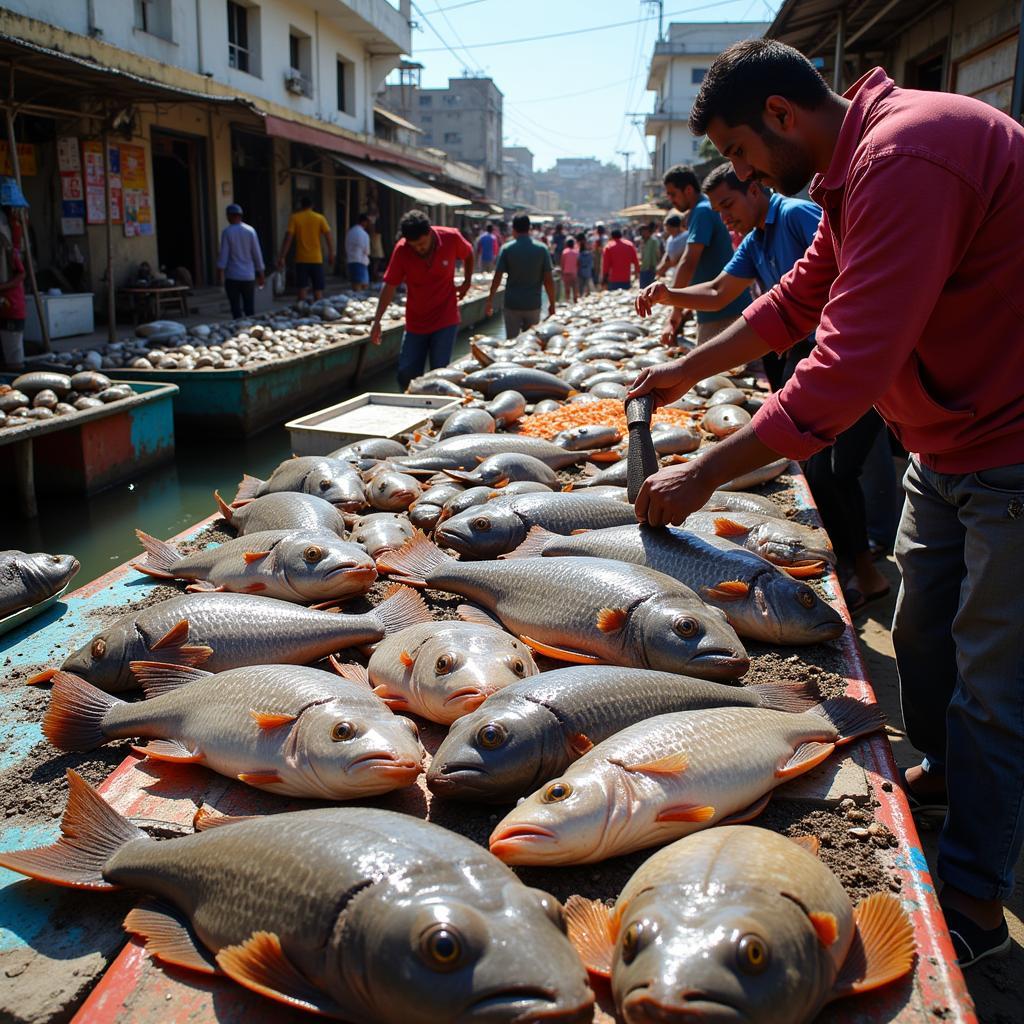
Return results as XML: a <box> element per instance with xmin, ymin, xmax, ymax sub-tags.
<box><xmin>625</xmin><ymin>394</ymin><xmax>660</xmax><ymax>503</ymax></box>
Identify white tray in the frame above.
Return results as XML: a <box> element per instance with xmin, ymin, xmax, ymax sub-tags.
<box><xmin>0</xmin><ymin>583</ymin><xmax>71</xmax><ymax>637</ymax></box>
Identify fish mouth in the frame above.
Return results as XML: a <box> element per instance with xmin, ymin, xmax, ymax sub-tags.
<box><xmin>443</xmin><ymin>687</ymin><xmax>488</xmax><ymax>709</ymax></box>
<box><xmin>811</xmin><ymin>619</ymin><xmax>845</xmax><ymax>640</ymax></box>
<box><xmin>691</xmin><ymin>649</ymin><xmax>749</xmax><ymax>670</ymax></box>
<box><xmin>468</xmin><ymin>986</ymin><xmax>594</xmax><ymax>1022</ymax></box>
<box><xmin>332</xmin><ymin>498</ymin><xmax>366</xmax><ymax>512</ymax></box>
<box><xmin>623</xmin><ymin>986</ymin><xmax>747</xmax><ymax>1023</ymax></box>
<box><xmin>349</xmin><ymin>752</ymin><xmax>421</xmax><ymax>776</ymax></box>
<box><xmin>325</xmin><ymin>564</ymin><xmax>377</xmax><ymax>582</ymax></box>
<box><xmin>426</xmin><ymin>762</ymin><xmax>488</xmax><ymax>791</ymax></box>
<box><xmin>489</xmin><ymin>823</ymin><xmax>556</xmax><ymax>854</ymax></box>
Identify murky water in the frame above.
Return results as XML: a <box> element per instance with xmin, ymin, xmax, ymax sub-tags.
<box><xmin>2</xmin><ymin>319</ymin><xmax>502</xmax><ymax>588</ymax></box>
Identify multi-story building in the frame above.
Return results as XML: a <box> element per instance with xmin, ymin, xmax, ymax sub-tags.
<box><xmin>381</xmin><ymin>76</ymin><xmax>503</xmax><ymax>199</ymax></box>
<box><xmin>0</xmin><ymin>1</ymin><xmax>479</xmax><ymax>318</ymax></box>
<box><xmin>502</xmin><ymin>146</ymin><xmax>534</xmax><ymax>206</ymax></box>
<box><xmin>645</xmin><ymin>21</ymin><xmax>768</xmax><ymax>179</ymax></box>
<box><xmin>533</xmin><ymin>158</ymin><xmax>631</xmax><ymax>223</ymax></box>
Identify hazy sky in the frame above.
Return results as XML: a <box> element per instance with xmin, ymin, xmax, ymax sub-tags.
<box><xmin>397</xmin><ymin>0</ymin><xmax>781</xmax><ymax>171</ymax></box>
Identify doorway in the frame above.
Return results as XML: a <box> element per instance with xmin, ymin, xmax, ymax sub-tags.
<box><xmin>151</xmin><ymin>129</ymin><xmax>209</xmax><ymax>284</ymax></box>
<box><xmin>231</xmin><ymin>128</ymin><xmax>275</xmax><ymax>269</ymax></box>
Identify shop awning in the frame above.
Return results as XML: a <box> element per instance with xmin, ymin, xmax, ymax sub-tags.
<box><xmin>373</xmin><ymin>105</ymin><xmax>423</xmax><ymax>135</ymax></box>
<box><xmin>617</xmin><ymin>202</ymin><xmax>669</xmax><ymax>219</ymax></box>
<box><xmin>333</xmin><ymin>156</ymin><xmax>472</xmax><ymax>208</ymax></box>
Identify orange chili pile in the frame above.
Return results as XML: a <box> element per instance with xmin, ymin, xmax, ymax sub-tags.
<box><xmin>516</xmin><ymin>399</ymin><xmax>695</xmax><ymax>440</ymax></box>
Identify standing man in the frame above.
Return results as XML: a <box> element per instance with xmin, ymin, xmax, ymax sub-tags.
<box><xmin>345</xmin><ymin>212</ymin><xmax>371</xmax><ymax>291</ymax></box>
<box><xmin>277</xmin><ymin>195</ymin><xmax>334</xmax><ymax>301</ymax></box>
<box><xmin>638</xmin><ymin>222</ymin><xmax>661</xmax><ymax>288</ymax></box>
<box><xmin>601</xmin><ymin>227</ymin><xmax>639</xmax><ymax>290</ymax></box>
<box><xmin>628</xmin><ymin>39</ymin><xmax>1024</xmax><ymax>967</ymax></box>
<box><xmin>370</xmin><ymin>210</ymin><xmax>473</xmax><ymax>390</ymax></box>
<box><xmin>476</xmin><ymin>223</ymin><xmax>498</xmax><ymax>272</ymax></box>
<box><xmin>655</xmin><ymin>212</ymin><xmax>686</xmax><ymax>278</ymax></box>
<box><xmin>216</xmin><ymin>203</ymin><xmax>265</xmax><ymax>318</ymax></box>
<box><xmin>661</xmin><ymin>164</ymin><xmax>749</xmax><ymax>346</ymax></box>
<box><xmin>485</xmin><ymin>213</ymin><xmax>556</xmax><ymax>339</ymax></box>
<box><xmin>550</xmin><ymin>222</ymin><xmax>567</xmax><ymax>260</ymax></box>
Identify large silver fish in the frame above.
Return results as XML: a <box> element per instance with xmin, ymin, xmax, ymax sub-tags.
<box><xmin>682</xmin><ymin>511</ymin><xmax>835</xmax><ymax>572</ymax></box>
<box><xmin>377</xmin><ymin>534</ymin><xmax>748</xmax><ymax>679</ymax></box>
<box><xmin>463</xmin><ymin>367</ymin><xmax>576</xmax><ymax>400</ymax></box>
<box><xmin>0</xmin><ymin>774</ymin><xmax>596</xmax><ymax>1023</ymax></box>
<box><xmin>565</xmin><ymin>825</ymin><xmax>914</xmax><ymax>1024</ymax></box>
<box><xmin>347</xmin><ymin>512</ymin><xmax>415</xmax><ymax>558</ymax></box>
<box><xmin>43</xmin><ymin>664</ymin><xmax>423</xmax><ymax>798</ymax></box>
<box><xmin>489</xmin><ymin>697</ymin><xmax>884</xmax><ymax>865</ymax></box>
<box><xmin>214</xmin><ymin>491</ymin><xmax>347</xmax><ymax>537</ymax></box>
<box><xmin>234</xmin><ymin>456</ymin><xmax>366</xmax><ymax>511</ymax></box>
<box><xmin>0</xmin><ymin>550</ymin><xmax>79</xmax><ymax>617</ymax></box>
<box><xmin>429</xmin><ymin>666</ymin><xmax>818</xmax><ymax>802</ymax></box>
<box><xmin>391</xmin><ymin>433</ymin><xmax>591</xmax><ymax>472</ymax></box>
<box><xmin>445</xmin><ymin>452</ymin><xmax>560</xmax><ymax>489</ymax></box>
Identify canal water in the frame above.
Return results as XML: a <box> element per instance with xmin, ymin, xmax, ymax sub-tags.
<box><xmin>2</xmin><ymin>318</ymin><xmax>504</xmax><ymax>588</ymax></box>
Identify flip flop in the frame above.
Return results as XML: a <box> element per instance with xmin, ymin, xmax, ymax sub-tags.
<box><xmin>901</xmin><ymin>768</ymin><xmax>948</xmax><ymax>815</ymax></box>
<box><xmin>844</xmin><ymin>585</ymin><xmax>891</xmax><ymax>614</ymax></box>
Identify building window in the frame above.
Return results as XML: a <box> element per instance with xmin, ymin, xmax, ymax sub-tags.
<box><xmin>227</xmin><ymin>1</ymin><xmax>257</xmax><ymax>75</ymax></box>
<box><xmin>419</xmin><ymin>95</ymin><xmax>432</xmax><ymax>106</ymax></box>
<box><xmin>423</xmin><ymin>133</ymin><xmax>433</xmax><ymax>143</ymax></box>
<box><xmin>135</xmin><ymin>0</ymin><xmax>172</xmax><ymax>40</ymax></box>
<box><xmin>444</xmin><ymin>132</ymin><xmax>462</xmax><ymax>144</ymax></box>
<box><xmin>442</xmin><ymin>95</ymin><xmax>459</xmax><ymax>107</ymax></box>
<box><xmin>336</xmin><ymin>57</ymin><xmax>354</xmax><ymax>115</ymax></box>
<box><xmin>421</xmin><ymin>114</ymin><xmax>432</xmax><ymax>123</ymax></box>
<box><xmin>286</xmin><ymin>29</ymin><xmax>312</xmax><ymax>97</ymax></box>
<box><xmin>691</xmin><ymin>67</ymin><xmax>707</xmax><ymax>84</ymax></box>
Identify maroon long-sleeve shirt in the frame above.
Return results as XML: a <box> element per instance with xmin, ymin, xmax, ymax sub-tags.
<box><xmin>747</xmin><ymin>68</ymin><xmax>1024</xmax><ymax>473</ymax></box>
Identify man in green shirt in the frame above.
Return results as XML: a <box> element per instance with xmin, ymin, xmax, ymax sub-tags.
<box><xmin>639</xmin><ymin>222</ymin><xmax>662</xmax><ymax>288</ymax></box>
<box><xmin>485</xmin><ymin>214</ymin><xmax>556</xmax><ymax>339</ymax></box>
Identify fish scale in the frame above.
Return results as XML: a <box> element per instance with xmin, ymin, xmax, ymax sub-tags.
<box><xmin>391</xmin><ymin>433</ymin><xmax>587</xmax><ymax>471</ymax></box>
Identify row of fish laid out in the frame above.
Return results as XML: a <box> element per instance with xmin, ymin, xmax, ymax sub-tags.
<box><xmin>0</xmin><ymin>370</ymin><xmax>137</xmax><ymax>428</ymax></box>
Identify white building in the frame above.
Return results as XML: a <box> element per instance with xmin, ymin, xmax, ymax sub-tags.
<box><xmin>645</xmin><ymin>21</ymin><xmax>768</xmax><ymax>178</ymax></box>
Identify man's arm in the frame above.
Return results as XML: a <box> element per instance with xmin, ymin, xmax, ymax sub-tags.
<box><xmin>661</xmin><ymin>242</ymin><xmax>704</xmax><ymax>340</ymax></box>
<box><xmin>543</xmin><ymin>271</ymin><xmax>556</xmax><ymax>317</ymax></box>
<box><xmin>637</xmin><ymin>270</ymin><xmax>752</xmax><ymax>316</ymax></box>
<box><xmin>458</xmin><ymin>249</ymin><xmax>475</xmax><ymax>301</ymax></box>
<box><xmin>322</xmin><ymin>227</ymin><xmax>335</xmax><ymax>268</ymax></box>
<box><xmin>216</xmin><ymin>230</ymin><xmax>229</xmax><ymax>285</ymax></box>
<box><xmin>369</xmin><ymin>282</ymin><xmax>398</xmax><ymax>346</ymax></box>
<box><xmin>276</xmin><ymin>231</ymin><xmax>293</xmax><ymax>270</ymax></box>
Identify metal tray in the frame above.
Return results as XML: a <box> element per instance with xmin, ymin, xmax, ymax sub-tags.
<box><xmin>0</xmin><ymin>581</ymin><xmax>70</xmax><ymax>637</ymax></box>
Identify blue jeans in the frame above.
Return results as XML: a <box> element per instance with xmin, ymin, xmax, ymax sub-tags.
<box><xmin>347</xmin><ymin>261</ymin><xmax>369</xmax><ymax>284</ymax></box>
<box><xmin>893</xmin><ymin>457</ymin><xmax>1024</xmax><ymax>901</ymax></box>
<box><xmin>397</xmin><ymin>323</ymin><xmax>459</xmax><ymax>390</ymax></box>
<box><xmin>639</xmin><ymin>269</ymin><xmax>656</xmax><ymax>288</ymax></box>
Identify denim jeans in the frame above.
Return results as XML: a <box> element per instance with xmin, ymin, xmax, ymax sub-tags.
<box><xmin>396</xmin><ymin>323</ymin><xmax>460</xmax><ymax>390</ymax></box>
<box><xmin>639</xmin><ymin>269</ymin><xmax>656</xmax><ymax>288</ymax></box>
<box><xmin>893</xmin><ymin>457</ymin><xmax>1024</xmax><ymax>901</ymax></box>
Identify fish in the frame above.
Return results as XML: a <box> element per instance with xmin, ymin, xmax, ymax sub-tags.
<box><xmin>328</xmin><ymin>438</ymin><xmax>407</xmax><ymax>462</ymax></box>
<box><xmin>377</xmin><ymin>533</ymin><xmax>748</xmax><ymax>679</ymax></box>
<box><xmin>438</xmin><ymin>485</ymin><xmax>497</xmax><ymax>523</ymax></box>
<box><xmin>488</xmin><ymin>696</ymin><xmax>885</xmax><ymax>865</ymax></box>
<box><xmin>40</xmin><ymin>585</ymin><xmax>431</xmax><ymax>693</ymax></box>
<box><xmin>694</xmin><ymin>374</ymin><xmax>736</xmax><ymax>397</ymax></box>
<box><xmin>553</xmin><ymin>424</ymin><xmax>622</xmax><ymax>451</ymax></box>
<box><xmin>0</xmin><ymin>550</ymin><xmax>80</xmax><ymax>617</ymax></box>
<box><xmin>445</xmin><ymin>452</ymin><xmax>560</xmax><ymax>489</ymax></box>
<box><xmin>649</xmin><ymin>422</ymin><xmax>701</xmax><ymax>455</ymax></box>
<box><xmin>438</xmin><ymin>493</ymin><xmax>639</xmax><ymax>559</ymax></box>
<box><xmin>42</xmin><ymin>664</ymin><xmax>424</xmax><ymax>798</ymax></box>
<box><xmin>133</xmin><ymin>529</ymin><xmax>377</xmax><ymax>603</ymax></box>
<box><xmin>532</xmin><ymin>399</ymin><xmax>563</xmax><ymax>414</ymax></box>
<box><xmin>589</xmin><ymin>382</ymin><xmax>628</xmax><ymax>400</ymax></box>
<box><xmin>407</xmin><ymin>376</ymin><xmax>465</xmax><ymax>399</ymax></box>
<box><xmin>683</xmin><ymin>511</ymin><xmax>835</xmax><ymax>571</ymax></box>
<box><xmin>565</xmin><ymin>825</ymin><xmax>914</xmax><ymax>1024</ymax></box>
<box><xmin>699</xmin><ymin>490</ymin><xmax>784</xmax><ymax>518</ymax></box>
<box><xmin>347</xmin><ymin>512</ymin><xmax>415</xmax><ymax>558</ymax></box>
<box><xmin>234</xmin><ymin>456</ymin><xmax>366</xmax><ymax>511</ymax></box>
<box><xmin>705</xmin><ymin>386</ymin><xmax>749</xmax><ymax>407</ymax></box>
<box><xmin>575</xmin><ymin>459</ymin><xmax>630</xmax><ymax>488</ymax></box>
<box><xmin>0</xmin><ymin>774</ymin><xmax>595</xmax><ymax>1024</ymax></box>
<box><xmin>10</xmin><ymin>370</ymin><xmax>72</xmax><ymax>397</ymax></box>
<box><xmin>496</xmin><ymin>480</ymin><xmax>554</xmax><ymax>497</ymax></box>
<box><xmin>390</xmin><ymin>433</ymin><xmax>591</xmax><ymax>472</ymax></box>
<box><xmin>69</xmin><ymin>370</ymin><xmax>112</xmax><ymax>393</ymax></box>
<box><xmin>428</xmin><ymin>666</ymin><xmax>818</xmax><ymax>802</ymax></box>
<box><xmin>463</xmin><ymin>367</ymin><xmax>576</xmax><ymax>401</ymax></box>
<box><xmin>504</xmin><ymin>525</ymin><xmax>844</xmax><ymax>645</ymax></box>
<box><xmin>702</xmin><ymin>404</ymin><xmax>752</xmax><ymax>437</ymax></box>
<box><xmin>484</xmin><ymin>389</ymin><xmax>527</xmax><ymax>427</ymax></box>
<box><xmin>719</xmin><ymin>456</ymin><xmax>791</xmax><ymax>490</ymax></box>
<box><xmin>366</xmin><ymin>470</ymin><xmax>423</xmax><ymax>511</ymax></box>
<box><xmin>332</xmin><ymin>621</ymin><xmax>538</xmax><ymax>725</ymax></box>
<box><xmin>437</xmin><ymin>407</ymin><xmax>496</xmax><ymax>439</ymax></box>
<box><xmin>214</xmin><ymin>491</ymin><xmax>347</xmax><ymax>537</ymax></box>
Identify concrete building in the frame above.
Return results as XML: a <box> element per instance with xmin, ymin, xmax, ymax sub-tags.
<box><xmin>532</xmin><ymin>157</ymin><xmax>630</xmax><ymax>223</ymax></box>
<box><xmin>645</xmin><ymin>21</ymin><xmax>769</xmax><ymax>179</ymax></box>
<box><xmin>502</xmin><ymin>146</ymin><xmax>534</xmax><ymax>206</ymax></box>
<box><xmin>0</xmin><ymin>1</ymin><xmax>484</xmax><ymax>335</ymax></box>
<box><xmin>381</xmin><ymin>76</ymin><xmax>504</xmax><ymax>199</ymax></box>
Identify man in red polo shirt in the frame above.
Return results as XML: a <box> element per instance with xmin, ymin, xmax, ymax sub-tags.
<box><xmin>627</xmin><ymin>40</ymin><xmax>1024</xmax><ymax>966</ymax></box>
<box><xmin>370</xmin><ymin>210</ymin><xmax>474</xmax><ymax>389</ymax></box>
<box><xmin>600</xmin><ymin>227</ymin><xmax>639</xmax><ymax>290</ymax></box>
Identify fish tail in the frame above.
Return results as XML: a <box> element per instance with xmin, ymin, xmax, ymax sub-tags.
<box><xmin>213</xmin><ymin>490</ymin><xmax>235</xmax><ymax>522</ymax></box>
<box><xmin>750</xmin><ymin>680</ymin><xmax>820</xmax><ymax>714</ymax></box>
<box><xmin>811</xmin><ymin>696</ymin><xmax>887</xmax><ymax>744</ymax></box>
<box><xmin>132</xmin><ymin>529</ymin><xmax>182</xmax><ymax>579</ymax></box>
<box><xmin>0</xmin><ymin>769</ymin><xmax>146</xmax><ymax>890</ymax></box>
<box><xmin>233</xmin><ymin>473</ymin><xmax>263</xmax><ymax>503</ymax></box>
<box><xmin>374</xmin><ymin>531</ymin><xmax>450</xmax><ymax>585</ymax></box>
<box><xmin>43</xmin><ymin>671</ymin><xmax>122</xmax><ymax>751</ymax></box>
<box><xmin>500</xmin><ymin>524</ymin><xmax>556</xmax><ymax>560</ymax></box>
<box><xmin>443</xmin><ymin>469</ymin><xmax>477</xmax><ymax>484</ymax></box>
<box><xmin>373</xmin><ymin>584</ymin><xmax>433</xmax><ymax>635</ymax></box>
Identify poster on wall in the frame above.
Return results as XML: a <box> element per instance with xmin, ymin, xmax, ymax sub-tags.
<box><xmin>58</xmin><ymin>136</ymin><xmax>86</xmax><ymax>235</ymax></box>
<box><xmin>107</xmin><ymin>144</ymin><xmax>123</xmax><ymax>224</ymax></box>
<box><xmin>0</xmin><ymin>142</ymin><xmax>37</xmax><ymax>176</ymax></box>
<box><xmin>119</xmin><ymin>144</ymin><xmax>152</xmax><ymax>236</ymax></box>
<box><xmin>82</xmin><ymin>140</ymin><xmax>106</xmax><ymax>225</ymax></box>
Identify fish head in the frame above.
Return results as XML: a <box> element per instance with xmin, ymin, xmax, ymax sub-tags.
<box><xmin>412</xmin><ymin>631</ymin><xmax>537</xmax><ymax>725</ymax></box>
<box><xmin>292</xmin><ymin>701</ymin><xmax>423</xmax><ymax>798</ymax></box>
<box><xmin>303</xmin><ymin>464</ymin><xmax>365</xmax><ymax>511</ymax></box>
<box><xmin>336</xmin><ymin>880</ymin><xmax>594</xmax><ymax>1023</ymax></box>
<box><xmin>275</xmin><ymin>535</ymin><xmax>377</xmax><ymax>600</ymax></box>
<box><xmin>749</xmin><ymin>523</ymin><xmax>835</xmax><ymax>570</ymax></box>
<box><xmin>744</xmin><ymin>574</ymin><xmax>845</xmax><ymax>645</ymax></box>
<box><xmin>632</xmin><ymin>599</ymin><xmax>749</xmax><ymax>680</ymax></box>
<box><xmin>615</xmin><ymin>885</ymin><xmax>833</xmax><ymax>1024</ymax></box>
<box><xmin>4</xmin><ymin>550</ymin><xmax>80</xmax><ymax>603</ymax></box>
<box><xmin>436</xmin><ymin>506</ymin><xmax>524</xmax><ymax>559</ymax></box>
<box><xmin>61</xmin><ymin>618</ymin><xmax>133</xmax><ymax>689</ymax></box>
<box><xmin>372</xmin><ymin>473</ymin><xmax>421</xmax><ymax>511</ymax></box>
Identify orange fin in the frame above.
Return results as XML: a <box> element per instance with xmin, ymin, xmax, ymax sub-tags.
<box><xmin>243</xmin><ymin>581</ymin><xmax>267</xmax><ymax>593</ymax></box>
<box><xmin>131</xmin><ymin>660</ymin><xmax>212</xmax><ymax>698</ymax></box>
<box><xmin>132</xmin><ymin>738</ymin><xmax>201</xmax><ymax>763</ymax></box>
<box><xmin>784</xmin><ymin>562</ymin><xmax>826</xmax><ymax>579</ymax></box>
<box><xmin>193</xmin><ymin>805</ymin><xmax>258</xmax><ymax>831</ymax></box>
<box><xmin>618</xmin><ymin>751</ymin><xmax>688</xmax><ymax>775</ymax></box>
<box><xmin>456</xmin><ymin>603</ymin><xmax>503</xmax><ymax>628</ymax></box>
<box><xmin>216</xmin><ymin>931</ymin><xmax>343</xmax><ymax>1017</ymax></box>
<box><xmin>569</xmin><ymin>732</ymin><xmax>594</xmax><ymax>756</ymax></box>
<box><xmin>124</xmin><ymin>898</ymin><xmax>220</xmax><ymax>975</ymax></box>
<box><xmin>713</xmin><ymin>517</ymin><xmax>750</xmax><ymax>538</ymax></box>
<box><xmin>250</xmin><ymin>710</ymin><xmax>297</xmax><ymax>730</ymax></box>
<box><xmin>790</xmin><ymin>834</ymin><xmax>821</xmax><ymax>857</ymax></box>
<box><xmin>500</xmin><ymin>524</ymin><xmax>556</xmax><ymax>560</ymax></box>
<box><xmin>399</xmin><ymin>649</ymin><xmax>415</xmax><ymax>668</ymax></box>
<box><xmin>717</xmin><ymin>791</ymin><xmax>772</xmax><ymax>825</ymax></box>
<box><xmin>133</xmin><ymin>529</ymin><xmax>182</xmax><ymax>579</ymax></box>
<box><xmin>810</xmin><ymin>911</ymin><xmax>840</xmax><ymax>947</ymax></box>
<box><xmin>829</xmin><ymin>893</ymin><xmax>915</xmax><ymax>999</ymax></box>
<box><xmin>213</xmin><ymin>490</ymin><xmax>234</xmax><ymax>522</ymax></box>
<box><xmin>42</xmin><ymin>671</ymin><xmax>120</xmax><ymax>752</ymax></box>
<box><xmin>243</xmin><ymin>550</ymin><xmax>271</xmax><ymax>564</ymax></box>
<box><xmin>596</xmin><ymin>607</ymin><xmax>628</xmax><ymax>633</ymax></box>
<box><xmin>372</xmin><ymin>684</ymin><xmax>410</xmax><ymax>710</ymax></box>
<box><xmin>373</xmin><ymin>584</ymin><xmax>433</xmax><ymax>634</ymax></box>
<box><xmin>775</xmin><ymin>740</ymin><xmax>836</xmax><ymax>779</ymax></box>
<box><xmin>148</xmin><ymin>619</ymin><xmax>190</xmax><ymax>651</ymax></box>
<box><xmin>375</xmin><ymin>530</ymin><xmax>448</xmax><ymax>584</ymax></box>
<box><xmin>27</xmin><ymin>667</ymin><xmax>58</xmax><ymax>686</ymax></box>
<box><xmin>185</xmin><ymin>581</ymin><xmax>223</xmax><ymax>594</ymax></box>
<box><xmin>702</xmin><ymin>580</ymin><xmax>750</xmax><ymax>602</ymax></box>
<box><xmin>656</xmin><ymin>803</ymin><xmax>715</xmax><ymax>823</ymax></box>
<box><xmin>564</xmin><ymin>895</ymin><xmax>619</xmax><ymax>979</ymax></box>
<box><xmin>518</xmin><ymin>634</ymin><xmax>604</xmax><ymax>665</ymax></box>
<box><xmin>238</xmin><ymin>771</ymin><xmax>284</xmax><ymax>787</ymax></box>
<box><xmin>328</xmin><ymin>657</ymin><xmax>371</xmax><ymax>688</ymax></box>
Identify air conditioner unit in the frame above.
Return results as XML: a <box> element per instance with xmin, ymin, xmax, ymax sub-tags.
<box><xmin>284</xmin><ymin>69</ymin><xmax>308</xmax><ymax>95</ymax></box>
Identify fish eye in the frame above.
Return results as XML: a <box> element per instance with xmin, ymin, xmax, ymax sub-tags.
<box><xmin>797</xmin><ymin>589</ymin><xmax>815</xmax><ymax>609</ymax></box>
<box><xmin>621</xmin><ymin>922</ymin><xmax>641</xmax><ymax>964</ymax></box>
<box><xmin>303</xmin><ymin>545</ymin><xmax>324</xmax><ymax>563</ymax></box>
<box><xmin>736</xmin><ymin>933</ymin><xmax>769</xmax><ymax>974</ymax></box>
<box><xmin>535</xmin><ymin>891</ymin><xmax>567</xmax><ymax>933</ymax></box>
<box><xmin>476</xmin><ymin>722</ymin><xmax>507</xmax><ymax>750</ymax></box>
<box><xmin>91</xmin><ymin>637</ymin><xmax>107</xmax><ymax>659</ymax></box>
<box><xmin>49</xmin><ymin>555</ymin><xmax>62</xmax><ymax>564</ymax></box>
<box><xmin>331</xmin><ymin>721</ymin><xmax>357</xmax><ymax>741</ymax></box>
<box><xmin>419</xmin><ymin>923</ymin><xmax>464</xmax><ymax>972</ymax></box>
<box><xmin>511</xmin><ymin>658</ymin><xmax>526</xmax><ymax>676</ymax></box>
<box><xmin>542</xmin><ymin>780</ymin><xmax>573</xmax><ymax>803</ymax></box>
<box><xmin>318</xmin><ymin>478</ymin><xmax>331</xmax><ymax>491</ymax></box>
<box><xmin>673</xmin><ymin>616</ymin><xmax>700</xmax><ymax>638</ymax></box>
<box><xmin>402</xmin><ymin>717</ymin><xmax>420</xmax><ymax>738</ymax></box>
<box><xmin>471</xmin><ymin>516</ymin><xmax>491</xmax><ymax>531</ymax></box>
<box><xmin>435</xmin><ymin>654</ymin><xmax>454</xmax><ymax>675</ymax></box>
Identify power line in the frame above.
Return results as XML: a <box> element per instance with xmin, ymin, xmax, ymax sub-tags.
<box><xmin>417</xmin><ymin>0</ymin><xmax>493</xmax><ymax>12</ymax></box>
<box><xmin>509</xmin><ymin>73</ymin><xmax>645</xmax><ymax>106</ymax></box>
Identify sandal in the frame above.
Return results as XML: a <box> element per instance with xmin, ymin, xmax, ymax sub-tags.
<box><xmin>902</xmin><ymin>768</ymin><xmax>948</xmax><ymax>815</ymax></box>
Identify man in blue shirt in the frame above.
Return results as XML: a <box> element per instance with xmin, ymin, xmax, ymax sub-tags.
<box><xmin>216</xmin><ymin>203</ymin><xmax>265</xmax><ymax>318</ymax></box>
<box><xmin>660</xmin><ymin>164</ymin><xmax>749</xmax><ymax>346</ymax></box>
<box><xmin>476</xmin><ymin>223</ymin><xmax>498</xmax><ymax>272</ymax></box>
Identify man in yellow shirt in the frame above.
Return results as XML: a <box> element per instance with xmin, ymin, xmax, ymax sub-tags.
<box><xmin>276</xmin><ymin>196</ymin><xmax>334</xmax><ymax>300</ymax></box>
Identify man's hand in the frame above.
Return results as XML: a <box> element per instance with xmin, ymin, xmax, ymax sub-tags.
<box><xmin>370</xmin><ymin>321</ymin><xmax>383</xmax><ymax>346</ymax></box>
<box><xmin>327</xmin><ymin>252</ymin><xmax>336</xmax><ymax>267</ymax></box>
<box><xmin>256</xmin><ymin>272</ymin><xmax>265</xmax><ymax>288</ymax></box>
<box><xmin>484</xmin><ymin>300</ymin><xmax>493</xmax><ymax>318</ymax></box>
<box><xmin>625</xmin><ymin>357</ymin><xmax>695</xmax><ymax>409</ymax></box>
<box><xmin>634</xmin><ymin>459</ymin><xmax>717</xmax><ymax>528</ymax></box>
<box><xmin>216</xmin><ymin>270</ymin><xmax>224</xmax><ymax>286</ymax></box>
<box><xmin>548</xmin><ymin>301</ymin><xmax>556</xmax><ymax>317</ymax></box>
<box><xmin>457</xmin><ymin>279</ymin><xmax>472</xmax><ymax>302</ymax></box>
<box><xmin>636</xmin><ymin>281</ymin><xmax>667</xmax><ymax>318</ymax></box>
<box><xmin>276</xmin><ymin>258</ymin><xmax>285</xmax><ymax>271</ymax></box>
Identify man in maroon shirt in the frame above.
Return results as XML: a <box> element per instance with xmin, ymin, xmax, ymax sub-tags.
<box><xmin>628</xmin><ymin>40</ymin><xmax>1024</xmax><ymax>966</ymax></box>
<box><xmin>370</xmin><ymin>210</ymin><xmax>474</xmax><ymax>389</ymax></box>
<box><xmin>600</xmin><ymin>228</ymin><xmax>639</xmax><ymax>290</ymax></box>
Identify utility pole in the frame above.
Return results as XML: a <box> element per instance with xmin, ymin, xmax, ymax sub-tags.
<box><xmin>643</xmin><ymin>0</ymin><xmax>664</xmax><ymax>42</ymax></box>
<box><xmin>617</xmin><ymin>150</ymin><xmax>632</xmax><ymax>209</ymax></box>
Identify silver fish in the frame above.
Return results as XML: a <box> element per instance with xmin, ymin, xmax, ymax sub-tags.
<box><xmin>235</xmin><ymin>456</ymin><xmax>366</xmax><ymax>511</ymax></box>
<box><xmin>0</xmin><ymin>550</ymin><xmax>80</xmax><ymax>617</ymax></box>
<box><xmin>703</xmin><ymin>403</ymin><xmax>752</xmax><ymax>437</ymax></box>
<box><xmin>683</xmin><ymin>511</ymin><xmax>835</xmax><ymax>570</ymax></box>
<box><xmin>446</xmin><ymin>452</ymin><xmax>560</xmax><ymax>489</ymax></box>
<box><xmin>437</xmin><ymin>407</ymin><xmax>496</xmax><ymax>439</ymax></box>
<box><xmin>367</xmin><ymin>471</ymin><xmax>423</xmax><ymax>511</ymax></box>
<box><xmin>391</xmin><ymin>433</ymin><xmax>590</xmax><ymax>472</ymax></box>
<box><xmin>347</xmin><ymin>512</ymin><xmax>415</xmax><ymax>558</ymax></box>
<box><xmin>215</xmin><ymin>491</ymin><xmax>346</xmax><ymax>537</ymax></box>
<box><xmin>553</xmin><ymin>424</ymin><xmax>622</xmax><ymax>451</ymax></box>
